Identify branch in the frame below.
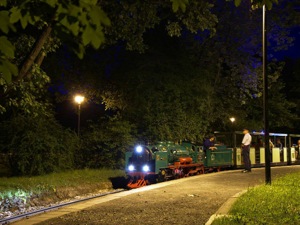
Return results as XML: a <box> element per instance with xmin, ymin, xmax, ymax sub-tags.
<box><xmin>17</xmin><ymin>23</ymin><xmax>52</xmax><ymax>81</ymax></box>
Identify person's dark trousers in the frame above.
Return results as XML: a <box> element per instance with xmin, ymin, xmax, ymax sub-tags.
<box><xmin>242</xmin><ymin>145</ymin><xmax>251</xmax><ymax>171</ymax></box>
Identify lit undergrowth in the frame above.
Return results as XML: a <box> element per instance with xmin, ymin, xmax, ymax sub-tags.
<box><xmin>0</xmin><ymin>169</ymin><xmax>125</xmax><ymax>201</ymax></box>
<box><xmin>213</xmin><ymin>172</ymin><xmax>300</xmax><ymax>225</ymax></box>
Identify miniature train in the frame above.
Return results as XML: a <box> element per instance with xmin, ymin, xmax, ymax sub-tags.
<box><xmin>125</xmin><ymin>141</ymin><xmax>232</xmax><ymax>189</ymax></box>
<box><xmin>125</xmin><ymin>132</ymin><xmax>300</xmax><ymax>189</ymax></box>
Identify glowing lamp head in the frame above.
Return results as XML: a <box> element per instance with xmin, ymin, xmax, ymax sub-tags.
<box><xmin>128</xmin><ymin>165</ymin><xmax>135</xmax><ymax>171</ymax></box>
<box><xmin>229</xmin><ymin>117</ymin><xmax>235</xmax><ymax>123</ymax></box>
<box><xmin>74</xmin><ymin>95</ymin><xmax>85</xmax><ymax>105</ymax></box>
<box><xmin>136</xmin><ymin>145</ymin><xmax>143</xmax><ymax>153</ymax></box>
<box><xmin>142</xmin><ymin>165</ymin><xmax>150</xmax><ymax>172</ymax></box>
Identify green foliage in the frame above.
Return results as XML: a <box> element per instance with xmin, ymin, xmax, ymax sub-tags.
<box><xmin>48</xmin><ymin>14</ymin><xmax>297</xmax><ymax>141</ymax></box>
<box><xmin>181</xmin><ymin>0</ymin><xmax>297</xmax><ymax>131</ymax></box>
<box><xmin>282</xmin><ymin>58</ymin><xmax>300</xmax><ymax>130</ymax></box>
<box><xmin>170</xmin><ymin>0</ymin><xmax>189</xmax><ymax>12</ymax></box>
<box><xmin>213</xmin><ymin>172</ymin><xmax>300</xmax><ymax>224</ymax></box>
<box><xmin>101</xmin><ymin>0</ymin><xmax>160</xmax><ymax>52</ymax></box>
<box><xmin>238</xmin><ymin>62</ymin><xmax>296</xmax><ymax>130</ymax></box>
<box><xmin>0</xmin><ymin>0</ymin><xmax>297</xmax><ymax>178</ymax></box>
<box><xmin>0</xmin><ymin>35</ymin><xmax>18</xmax><ymax>82</ymax></box>
<box><xmin>0</xmin><ymin>30</ymin><xmax>62</xmax><ymax>115</ymax></box>
<box><xmin>254</xmin><ymin>0</ymin><xmax>278</xmax><ymax>10</ymax></box>
<box><xmin>78</xmin><ymin>117</ymin><xmax>136</xmax><ymax>169</ymax></box>
<box><xmin>267</xmin><ymin>62</ymin><xmax>296</xmax><ymax>129</ymax></box>
<box><xmin>43</xmin><ymin>0</ymin><xmax>299</xmax><ymax>149</ymax></box>
<box><xmin>0</xmin><ymin>0</ymin><xmax>7</xmax><ymax>7</ymax></box>
<box><xmin>0</xmin><ymin>64</ymin><xmax>51</xmax><ymax>115</ymax></box>
<box><xmin>101</xmin><ymin>0</ymin><xmax>217</xmax><ymax>52</ymax></box>
<box><xmin>0</xmin><ymin>0</ymin><xmax>111</xmax><ymax>84</ymax></box>
<box><xmin>0</xmin><ymin>114</ymin><xmax>79</xmax><ymax>176</ymax></box>
<box><xmin>54</xmin><ymin>0</ymin><xmax>110</xmax><ymax>57</ymax></box>
<box><xmin>105</xmin><ymin>36</ymin><xmax>220</xmax><ymax>141</ymax></box>
<box><xmin>167</xmin><ymin>1</ymin><xmax>217</xmax><ymax>37</ymax></box>
<box><xmin>234</xmin><ymin>0</ymin><xmax>278</xmax><ymax>10</ymax></box>
<box><xmin>0</xmin><ymin>36</ymin><xmax>14</xmax><ymax>58</ymax></box>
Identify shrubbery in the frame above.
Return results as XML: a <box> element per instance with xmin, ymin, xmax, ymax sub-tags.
<box><xmin>0</xmin><ymin>114</ymin><xmax>136</xmax><ymax>176</ymax></box>
<box><xmin>0</xmin><ymin>114</ymin><xmax>79</xmax><ymax>176</ymax></box>
<box><xmin>77</xmin><ymin>118</ymin><xmax>136</xmax><ymax>169</ymax></box>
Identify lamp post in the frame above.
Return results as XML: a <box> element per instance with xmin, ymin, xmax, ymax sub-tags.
<box><xmin>262</xmin><ymin>4</ymin><xmax>271</xmax><ymax>184</ymax></box>
<box><xmin>229</xmin><ymin>117</ymin><xmax>236</xmax><ymax>148</ymax></box>
<box><xmin>74</xmin><ymin>95</ymin><xmax>84</xmax><ymax>137</ymax></box>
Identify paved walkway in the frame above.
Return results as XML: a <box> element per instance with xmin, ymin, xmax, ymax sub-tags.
<box><xmin>13</xmin><ymin>165</ymin><xmax>300</xmax><ymax>225</ymax></box>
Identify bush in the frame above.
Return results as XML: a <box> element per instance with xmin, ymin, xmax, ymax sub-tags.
<box><xmin>0</xmin><ymin>114</ymin><xmax>79</xmax><ymax>176</ymax></box>
<box><xmin>77</xmin><ymin>118</ymin><xmax>136</xmax><ymax>169</ymax></box>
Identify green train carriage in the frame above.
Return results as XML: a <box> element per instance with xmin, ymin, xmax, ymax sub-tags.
<box><xmin>125</xmin><ymin>141</ymin><xmax>233</xmax><ymax>189</ymax></box>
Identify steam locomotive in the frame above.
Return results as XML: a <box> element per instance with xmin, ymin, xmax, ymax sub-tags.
<box><xmin>124</xmin><ymin>132</ymin><xmax>300</xmax><ymax>189</ymax></box>
<box><xmin>125</xmin><ymin>141</ymin><xmax>233</xmax><ymax>189</ymax></box>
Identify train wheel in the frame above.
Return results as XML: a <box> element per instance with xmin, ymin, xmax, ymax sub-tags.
<box><xmin>146</xmin><ymin>175</ymin><xmax>157</xmax><ymax>184</ymax></box>
<box><xmin>157</xmin><ymin>169</ymin><xmax>166</xmax><ymax>182</ymax></box>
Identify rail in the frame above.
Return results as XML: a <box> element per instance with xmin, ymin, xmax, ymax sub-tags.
<box><xmin>0</xmin><ymin>189</ymin><xmax>125</xmax><ymax>225</ymax></box>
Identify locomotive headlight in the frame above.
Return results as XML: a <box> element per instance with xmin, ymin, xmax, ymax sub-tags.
<box><xmin>136</xmin><ymin>145</ymin><xmax>143</xmax><ymax>153</ymax></box>
<box><xmin>142</xmin><ymin>165</ymin><xmax>150</xmax><ymax>172</ymax></box>
<box><xmin>128</xmin><ymin>164</ymin><xmax>135</xmax><ymax>171</ymax></box>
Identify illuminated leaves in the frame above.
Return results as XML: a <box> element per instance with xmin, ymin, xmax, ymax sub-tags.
<box><xmin>0</xmin><ymin>36</ymin><xmax>14</xmax><ymax>58</ymax></box>
<box><xmin>170</xmin><ymin>0</ymin><xmax>189</xmax><ymax>12</ymax></box>
<box><xmin>56</xmin><ymin>1</ymin><xmax>110</xmax><ymax>52</ymax></box>
<box><xmin>0</xmin><ymin>36</ymin><xmax>17</xmax><ymax>82</ymax></box>
<box><xmin>0</xmin><ymin>64</ymin><xmax>51</xmax><ymax>115</ymax></box>
<box><xmin>0</xmin><ymin>0</ymin><xmax>111</xmax><ymax>84</ymax></box>
<box><xmin>0</xmin><ymin>10</ymin><xmax>12</xmax><ymax>33</ymax></box>
<box><xmin>174</xmin><ymin>1</ymin><xmax>217</xmax><ymax>35</ymax></box>
<box><xmin>166</xmin><ymin>22</ymin><xmax>182</xmax><ymax>37</ymax></box>
<box><xmin>0</xmin><ymin>61</ymin><xmax>18</xmax><ymax>83</ymax></box>
<box><xmin>234</xmin><ymin>0</ymin><xmax>278</xmax><ymax>10</ymax></box>
<box><xmin>0</xmin><ymin>0</ymin><xmax>7</xmax><ymax>6</ymax></box>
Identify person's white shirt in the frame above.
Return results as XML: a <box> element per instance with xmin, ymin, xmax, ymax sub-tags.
<box><xmin>242</xmin><ymin>133</ymin><xmax>252</xmax><ymax>146</ymax></box>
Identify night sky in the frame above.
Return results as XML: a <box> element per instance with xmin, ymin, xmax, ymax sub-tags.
<box><xmin>273</xmin><ymin>28</ymin><xmax>300</xmax><ymax>60</ymax></box>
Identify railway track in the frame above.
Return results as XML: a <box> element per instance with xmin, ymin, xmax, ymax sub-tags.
<box><xmin>0</xmin><ymin>189</ymin><xmax>125</xmax><ymax>225</ymax></box>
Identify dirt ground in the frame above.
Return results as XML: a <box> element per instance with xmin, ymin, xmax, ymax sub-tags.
<box><xmin>36</xmin><ymin>166</ymin><xmax>300</xmax><ymax>225</ymax></box>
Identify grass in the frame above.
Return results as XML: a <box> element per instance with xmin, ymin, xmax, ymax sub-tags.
<box><xmin>212</xmin><ymin>172</ymin><xmax>300</xmax><ymax>225</ymax></box>
<box><xmin>0</xmin><ymin>169</ymin><xmax>126</xmax><ymax>202</ymax></box>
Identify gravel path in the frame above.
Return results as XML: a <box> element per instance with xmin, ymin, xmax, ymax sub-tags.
<box><xmin>35</xmin><ymin>166</ymin><xmax>300</xmax><ymax>225</ymax></box>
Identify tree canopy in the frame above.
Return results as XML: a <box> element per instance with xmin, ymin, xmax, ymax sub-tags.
<box><xmin>0</xmin><ymin>0</ymin><xmax>299</xmax><ymax>175</ymax></box>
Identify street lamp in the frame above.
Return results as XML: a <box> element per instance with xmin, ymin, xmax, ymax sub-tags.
<box><xmin>74</xmin><ymin>95</ymin><xmax>85</xmax><ymax>136</ymax></box>
<box><xmin>229</xmin><ymin>117</ymin><xmax>235</xmax><ymax>123</ymax></box>
<box><xmin>229</xmin><ymin>117</ymin><xmax>236</xmax><ymax>148</ymax></box>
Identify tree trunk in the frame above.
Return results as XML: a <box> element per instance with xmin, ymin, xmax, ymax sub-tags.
<box><xmin>1</xmin><ymin>24</ymin><xmax>53</xmax><ymax>97</ymax></box>
<box><xmin>17</xmin><ymin>24</ymin><xmax>53</xmax><ymax>81</ymax></box>
<box><xmin>35</xmin><ymin>52</ymin><xmax>46</xmax><ymax>67</ymax></box>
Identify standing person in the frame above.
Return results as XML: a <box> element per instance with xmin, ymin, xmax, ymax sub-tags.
<box><xmin>269</xmin><ymin>139</ymin><xmax>274</xmax><ymax>162</ymax></box>
<box><xmin>275</xmin><ymin>139</ymin><xmax>283</xmax><ymax>161</ymax></box>
<box><xmin>275</xmin><ymin>139</ymin><xmax>283</xmax><ymax>150</ymax></box>
<box><xmin>241</xmin><ymin>128</ymin><xmax>252</xmax><ymax>173</ymax></box>
<box><xmin>295</xmin><ymin>139</ymin><xmax>300</xmax><ymax>160</ymax></box>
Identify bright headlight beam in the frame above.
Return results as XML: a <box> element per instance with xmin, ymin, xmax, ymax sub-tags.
<box><xmin>128</xmin><ymin>165</ymin><xmax>135</xmax><ymax>171</ymax></box>
<box><xmin>142</xmin><ymin>165</ymin><xmax>150</xmax><ymax>172</ymax></box>
<box><xmin>136</xmin><ymin>145</ymin><xmax>143</xmax><ymax>153</ymax></box>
